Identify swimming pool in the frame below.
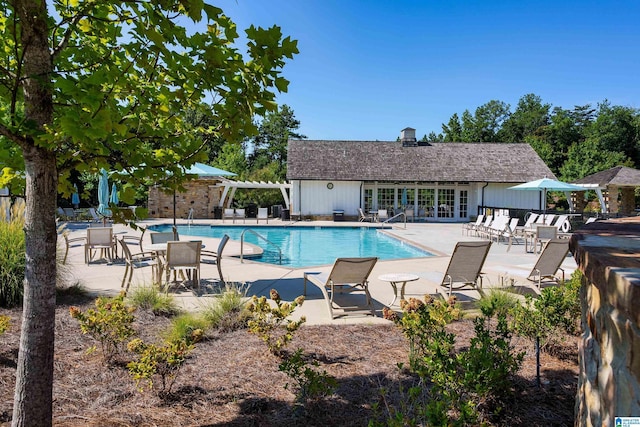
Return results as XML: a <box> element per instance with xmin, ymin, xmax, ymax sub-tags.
<box><xmin>149</xmin><ymin>225</ymin><xmax>433</xmax><ymax>268</ymax></box>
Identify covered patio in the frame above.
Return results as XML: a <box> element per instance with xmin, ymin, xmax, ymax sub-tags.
<box><xmin>572</xmin><ymin>166</ymin><xmax>640</xmax><ymax>216</ymax></box>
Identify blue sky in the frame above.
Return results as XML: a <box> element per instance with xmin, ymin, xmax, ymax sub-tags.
<box><xmin>222</xmin><ymin>0</ymin><xmax>640</xmax><ymax>141</ymax></box>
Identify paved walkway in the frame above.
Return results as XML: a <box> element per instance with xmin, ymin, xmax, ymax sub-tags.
<box><xmin>61</xmin><ymin>218</ymin><xmax>578</xmax><ymax>325</ymax></box>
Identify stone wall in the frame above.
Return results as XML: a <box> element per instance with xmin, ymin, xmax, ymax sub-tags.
<box><xmin>569</xmin><ymin>218</ymin><xmax>640</xmax><ymax>426</ymax></box>
<box><xmin>148</xmin><ymin>178</ymin><xmax>223</xmax><ymax>219</ymax></box>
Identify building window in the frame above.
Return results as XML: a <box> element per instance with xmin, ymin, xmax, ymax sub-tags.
<box><xmin>417</xmin><ymin>189</ymin><xmax>435</xmax><ymax>217</ymax></box>
<box><xmin>459</xmin><ymin>190</ymin><xmax>468</xmax><ymax>218</ymax></box>
<box><xmin>438</xmin><ymin>188</ymin><xmax>455</xmax><ymax>218</ymax></box>
<box><xmin>364</xmin><ymin>188</ymin><xmax>373</xmax><ymax>211</ymax></box>
<box><xmin>377</xmin><ymin>188</ymin><xmax>394</xmax><ymax>212</ymax></box>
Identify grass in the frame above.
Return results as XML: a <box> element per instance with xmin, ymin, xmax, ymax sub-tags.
<box><xmin>200</xmin><ymin>282</ymin><xmax>250</xmax><ymax>332</ymax></box>
<box><xmin>128</xmin><ymin>286</ymin><xmax>181</xmax><ymax>316</ymax></box>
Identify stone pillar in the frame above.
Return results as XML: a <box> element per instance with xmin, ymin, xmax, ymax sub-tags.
<box><xmin>574</xmin><ymin>191</ymin><xmax>588</xmax><ymax>212</ymax></box>
<box><xmin>620</xmin><ymin>187</ymin><xmax>635</xmax><ymax>216</ymax></box>
<box><xmin>607</xmin><ymin>185</ymin><xmax>619</xmax><ymax>215</ymax></box>
<box><xmin>570</xmin><ymin>219</ymin><xmax>640</xmax><ymax>426</ymax></box>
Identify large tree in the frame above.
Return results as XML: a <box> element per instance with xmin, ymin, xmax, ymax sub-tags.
<box><xmin>0</xmin><ymin>1</ymin><xmax>297</xmax><ymax>425</ymax></box>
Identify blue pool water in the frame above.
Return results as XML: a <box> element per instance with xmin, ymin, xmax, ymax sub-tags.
<box><xmin>149</xmin><ymin>225</ymin><xmax>433</xmax><ymax>268</ymax></box>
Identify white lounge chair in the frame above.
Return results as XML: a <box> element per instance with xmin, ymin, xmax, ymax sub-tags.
<box><xmin>377</xmin><ymin>209</ymin><xmax>389</xmax><ymax>222</ymax></box>
<box><xmin>304</xmin><ymin>257</ymin><xmax>378</xmax><ymax>319</ymax></box>
<box><xmin>462</xmin><ymin>214</ymin><xmax>484</xmax><ymax>236</ymax></box>
<box><xmin>358</xmin><ymin>208</ymin><xmax>374</xmax><ymax>222</ymax></box>
<box><xmin>222</xmin><ymin>208</ymin><xmax>235</xmax><ymax>223</ymax></box>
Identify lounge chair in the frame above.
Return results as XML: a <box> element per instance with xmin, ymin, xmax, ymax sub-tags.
<box><xmin>476</xmin><ymin>215</ymin><xmax>493</xmax><ymax>238</ymax></box>
<box><xmin>118</xmin><ymin>237</ymin><xmax>160</xmax><ymax>292</ymax></box>
<box><xmin>439</xmin><ymin>241</ymin><xmax>492</xmax><ymax>299</ymax></box>
<box><xmin>530</xmin><ymin>225</ymin><xmax>557</xmax><ymax>254</ymax></box>
<box><xmin>527</xmin><ymin>239</ymin><xmax>569</xmax><ymax>292</ymax></box>
<box><xmin>88</xmin><ymin>207</ymin><xmax>102</xmax><ymax>223</ymax></box>
<box><xmin>63</xmin><ymin>207</ymin><xmax>77</xmax><ymax>221</ymax></box>
<box><xmin>304</xmin><ymin>257</ymin><xmax>378</xmax><ymax>319</ymax></box>
<box><xmin>498</xmin><ymin>218</ymin><xmax>523</xmax><ymax>251</ymax></box>
<box><xmin>462</xmin><ymin>214</ymin><xmax>484</xmax><ymax>236</ymax></box>
<box><xmin>358</xmin><ymin>208</ymin><xmax>374</xmax><ymax>222</ymax></box>
<box><xmin>85</xmin><ymin>227</ymin><xmax>115</xmax><ymax>264</ymax></box>
<box><xmin>256</xmin><ymin>207</ymin><xmax>269</xmax><ymax>223</ymax></box>
<box><xmin>222</xmin><ymin>208</ymin><xmax>235</xmax><ymax>223</ymax></box>
<box><xmin>485</xmin><ymin>215</ymin><xmax>510</xmax><ymax>241</ymax></box>
<box><xmin>164</xmin><ymin>240</ymin><xmax>202</xmax><ymax>290</ymax></box>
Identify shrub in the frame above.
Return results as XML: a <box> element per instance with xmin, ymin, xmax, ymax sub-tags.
<box><xmin>201</xmin><ymin>282</ymin><xmax>250</xmax><ymax>331</ymax></box>
<box><xmin>478</xmin><ymin>289</ymin><xmax>519</xmax><ymax>318</ymax></box>
<box><xmin>278</xmin><ymin>348</ymin><xmax>337</xmax><ymax>406</ymax></box>
<box><xmin>128</xmin><ymin>286</ymin><xmax>180</xmax><ymax>316</ymax></box>
<box><xmin>0</xmin><ymin>199</ymin><xmax>25</xmax><ymax>307</ymax></box>
<box><xmin>0</xmin><ymin>315</ymin><xmax>9</xmax><ymax>334</ymax></box>
<box><xmin>163</xmin><ymin>313</ymin><xmax>208</xmax><ymax>343</ymax></box>
<box><xmin>246</xmin><ymin>289</ymin><xmax>305</xmax><ymax>356</ymax></box>
<box><xmin>69</xmin><ymin>292</ymin><xmax>137</xmax><ymax>363</ymax></box>
<box><xmin>127</xmin><ymin>337</ymin><xmax>196</xmax><ymax>395</ymax></box>
<box><xmin>381</xmin><ymin>295</ymin><xmax>524</xmax><ymax>425</ymax></box>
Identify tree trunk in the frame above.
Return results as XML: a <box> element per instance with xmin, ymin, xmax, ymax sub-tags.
<box><xmin>12</xmin><ymin>1</ymin><xmax>57</xmax><ymax>426</ymax></box>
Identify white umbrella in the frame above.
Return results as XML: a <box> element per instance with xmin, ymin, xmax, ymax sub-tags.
<box><xmin>509</xmin><ymin>178</ymin><xmax>583</xmax><ymax>220</ymax></box>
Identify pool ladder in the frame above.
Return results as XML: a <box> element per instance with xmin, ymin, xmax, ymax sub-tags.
<box><xmin>240</xmin><ymin>228</ymin><xmax>283</xmax><ymax>264</ymax></box>
<box><xmin>381</xmin><ymin>212</ymin><xmax>407</xmax><ymax>229</ymax></box>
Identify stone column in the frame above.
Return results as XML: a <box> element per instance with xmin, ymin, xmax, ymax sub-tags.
<box><xmin>607</xmin><ymin>185</ymin><xmax>619</xmax><ymax>215</ymax></box>
<box><xmin>620</xmin><ymin>187</ymin><xmax>635</xmax><ymax>216</ymax></box>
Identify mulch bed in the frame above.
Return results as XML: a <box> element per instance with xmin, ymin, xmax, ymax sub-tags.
<box><xmin>0</xmin><ymin>294</ymin><xmax>578</xmax><ymax>426</ymax></box>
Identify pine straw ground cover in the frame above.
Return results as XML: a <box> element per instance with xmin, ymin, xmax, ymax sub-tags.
<box><xmin>0</xmin><ymin>294</ymin><xmax>578</xmax><ymax>426</ymax></box>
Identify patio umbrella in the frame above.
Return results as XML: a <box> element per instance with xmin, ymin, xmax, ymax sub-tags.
<box><xmin>71</xmin><ymin>184</ymin><xmax>80</xmax><ymax>209</ymax></box>
<box><xmin>110</xmin><ymin>183</ymin><xmax>119</xmax><ymax>206</ymax></box>
<box><xmin>401</xmin><ymin>188</ymin><xmax>408</xmax><ymax>207</ymax></box>
<box><xmin>508</xmin><ymin>178</ymin><xmax>583</xmax><ymax>220</ymax></box>
<box><xmin>96</xmin><ymin>168</ymin><xmax>110</xmax><ymax>217</ymax></box>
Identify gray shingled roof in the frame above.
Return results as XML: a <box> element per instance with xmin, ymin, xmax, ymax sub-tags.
<box><xmin>573</xmin><ymin>166</ymin><xmax>640</xmax><ymax>187</ymax></box>
<box><xmin>287</xmin><ymin>140</ymin><xmax>555</xmax><ymax>183</ymax></box>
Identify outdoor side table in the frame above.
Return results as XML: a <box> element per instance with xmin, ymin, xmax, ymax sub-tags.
<box><xmin>378</xmin><ymin>273</ymin><xmax>420</xmax><ymax>306</ymax></box>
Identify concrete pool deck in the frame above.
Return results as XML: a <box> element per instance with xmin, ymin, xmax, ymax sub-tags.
<box><xmin>61</xmin><ymin>218</ymin><xmax>578</xmax><ymax>325</ymax></box>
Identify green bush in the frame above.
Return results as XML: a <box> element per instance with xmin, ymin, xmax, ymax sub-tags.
<box><xmin>478</xmin><ymin>289</ymin><xmax>519</xmax><ymax>318</ymax></box>
<box><xmin>127</xmin><ymin>337</ymin><xmax>196</xmax><ymax>395</ymax></box>
<box><xmin>0</xmin><ymin>315</ymin><xmax>9</xmax><ymax>334</ymax></box>
<box><xmin>0</xmin><ymin>200</ymin><xmax>25</xmax><ymax>308</ymax></box>
<box><xmin>201</xmin><ymin>282</ymin><xmax>250</xmax><ymax>331</ymax></box>
<box><xmin>69</xmin><ymin>293</ymin><xmax>137</xmax><ymax>363</ymax></box>
<box><xmin>128</xmin><ymin>286</ymin><xmax>180</xmax><ymax>316</ymax></box>
<box><xmin>246</xmin><ymin>289</ymin><xmax>305</xmax><ymax>356</ymax></box>
<box><xmin>278</xmin><ymin>348</ymin><xmax>337</xmax><ymax>406</ymax></box>
<box><xmin>163</xmin><ymin>313</ymin><xmax>208</xmax><ymax>343</ymax></box>
<box><xmin>379</xmin><ymin>296</ymin><xmax>524</xmax><ymax>425</ymax></box>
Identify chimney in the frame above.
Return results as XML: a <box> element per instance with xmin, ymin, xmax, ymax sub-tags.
<box><xmin>400</xmin><ymin>127</ymin><xmax>417</xmax><ymax>147</ymax></box>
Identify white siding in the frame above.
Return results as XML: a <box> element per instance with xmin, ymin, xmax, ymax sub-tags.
<box><xmin>480</xmin><ymin>183</ymin><xmax>544</xmax><ymax>210</ymax></box>
<box><xmin>291</xmin><ymin>180</ymin><xmax>362</xmax><ymax>216</ymax></box>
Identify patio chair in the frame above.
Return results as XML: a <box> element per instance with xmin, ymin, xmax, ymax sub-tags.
<box><xmin>462</xmin><ymin>214</ymin><xmax>484</xmax><ymax>236</ymax></box>
<box><xmin>222</xmin><ymin>208</ymin><xmax>235</xmax><ymax>223</ymax></box>
<box><xmin>377</xmin><ymin>209</ymin><xmax>389</xmax><ymax>222</ymax></box>
<box><xmin>63</xmin><ymin>207</ymin><xmax>77</xmax><ymax>221</ymax></box>
<box><xmin>439</xmin><ymin>241</ymin><xmax>492</xmax><ymax>299</ymax></box>
<box><xmin>164</xmin><ymin>240</ymin><xmax>202</xmax><ymax>290</ymax></box>
<box><xmin>527</xmin><ymin>239</ymin><xmax>570</xmax><ymax>292</ymax></box>
<box><xmin>56</xmin><ymin>207</ymin><xmax>66</xmax><ymax>220</ymax></box>
<box><xmin>303</xmin><ymin>257</ymin><xmax>378</xmax><ymax>319</ymax></box>
<box><xmin>62</xmin><ymin>232</ymin><xmax>85</xmax><ymax>264</ymax></box>
<box><xmin>358</xmin><ymin>208</ymin><xmax>374</xmax><ymax>222</ymax></box>
<box><xmin>150</xmin><ymin>230</ymin><xmax>178</xmax><ymax>244</ymax></box>
<box><xmin>256</xmin><ymin>207</ymin><xmax>269</xmax><ymax>223</ymax></box>
<box><xmin>118</xmin><ymin>237</ymin><xmax>160</xmax><ymax>292</ymax></box>
<box><xmin>476</xmin><ymin>215</ymin><xmax>494</xmax><ymax>238</ymax></box>
<box><xmin>499</xmin><ymin>218</ymin><xmax>523</xmax><ymax>251</ymax></box>
<box><xmin>234</xmin><ymin>208</ymin><xmax>246</xmax><ymax>223</ymax></box>
<box><xmin>201</xmin><ymin>234</ymin><xmax>230</xmax><ymax>285</ymax></box>
<box><xmin>531</xmin><ymin>225</ymin><xmax>557</xmax><ymax>254</ymax></box>
<box><xmin>404</xmin><ymin>207</ymin><xmax>414</xmax><ymax>222</ymax></box>
<box><xmin>84</xmin><ymin>226</ymin><xmax>115</xmax><ymax>264</ymax></box>
<box><xmin>88</xmin><ymin>207</ymin><xmax>102</xmax><ymax>223</ymax></box>
<box><xmin>120</xmin><ymin>226</ymin><xmax>147</xmax><ymax>256</ymax></box>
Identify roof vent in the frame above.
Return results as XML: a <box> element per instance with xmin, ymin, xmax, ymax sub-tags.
<box><xmin>400</xmin><ymin>127</ymin><xmax>417</xmax><ymax>147</ymax></box>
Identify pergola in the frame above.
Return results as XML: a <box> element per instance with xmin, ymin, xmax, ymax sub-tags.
<box><xmin>214</xmin><ymin>179</ymin><xmax>292</xmax><ymax>209</ymax></box>
<box><xmin>572</xmin><ymin>166</ymin><xmax>640</xmax><ymax>215</ymax></box>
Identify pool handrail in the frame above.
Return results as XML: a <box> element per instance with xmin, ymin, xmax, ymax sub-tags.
<box><xmin>240</xmin><ymin>228</ymin><xmax>283</xmax><ymax>264</ymax></box>
<box><xmin>381</xmin><ymin>212</ymin><xmax>407</xmax><ymax>229</ymax></box>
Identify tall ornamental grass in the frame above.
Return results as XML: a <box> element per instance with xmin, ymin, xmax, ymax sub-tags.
<box><xmin>0</xmin><ymin>199</ymin><xmax>25</xmax><ymax>307</ymax></box>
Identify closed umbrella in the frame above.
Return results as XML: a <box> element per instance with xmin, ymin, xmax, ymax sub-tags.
<box><xmin>401</xmin><ymin>188</ymin><xmax>408</xmax><ymax>207</ymax></box>
<box><xmin>97</xmin><ymin>168</ymin><xmax>110</xmax><ymax>218</ymax></box>
<box><xmin>71</xmin><ymin>184</ymin><xmax>80</xmax><ymax>209</ymax></box>
<box><xmin>508</xmin><ymin>178</ymin><xmax>583</xmax><ymax>220</ymax></box>
<box><xmin>110</xmin><ymin>183</ymin><xmax>119</xmax><ymax>206</ymax></box>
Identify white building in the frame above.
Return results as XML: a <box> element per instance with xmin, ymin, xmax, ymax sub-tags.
<box><xmin>286</xmin><ymin>128</ymin><xmax>555</xmax><ymax>221</ymax></box>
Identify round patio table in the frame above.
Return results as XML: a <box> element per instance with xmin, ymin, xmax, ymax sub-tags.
<box><xmin>378</xmin><ymin>273</ymin><xmax>420</xmax><ymax>306</ymax></box>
